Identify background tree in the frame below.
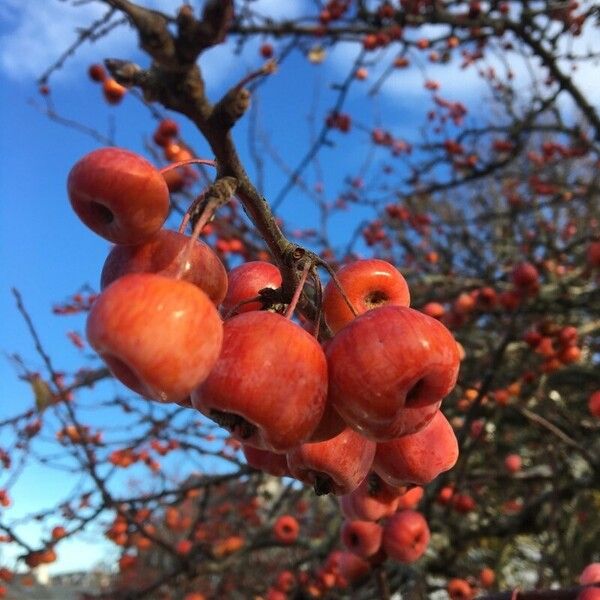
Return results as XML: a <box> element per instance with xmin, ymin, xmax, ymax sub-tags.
<box><xmin>1</xmin><ymin>1</ymin><xmax>599</xmax><ymax>599</ymax></box>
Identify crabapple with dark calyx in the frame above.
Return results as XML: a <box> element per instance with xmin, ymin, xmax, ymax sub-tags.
<box><xmin>68</xmin><ymin>148</ymin><xmax>169</xmax><ymax>245</ymax></box>
<box><xmin>273</xmin><ymin>515</ymin><xmax>299</xmax><ymax>544</ymax></box>
<box><xmin>341</xmin><ymin>520</ymin><xmax>383</xmax><ymax>558</ymax></box>
<box><xmin>100</xmin><ymin>229</ymin><xmax>227</xmax><ymax>305</ymax></box>
<box><xmin>373</xmin><ymin>410</ymin><xmax>458</xmax><ymax>486</ymax></box>
<box><xmin>382</xmin><ymin>510</ymin><xmax>430</xmax><ymax>563</ymax></box>
<box><xmin>447</xmin><ymin>578</ymin><xmax>474</xmax><ymax>600</ymax></box>
<box><xmin>221</xmin><ymin>261</ymin><xmax>282</xmax><ymax>315</ymax></box>
<box><xmin>327</xmin><ymin>305</ymin><xmax>460</xmax><ymax>441</ymax></box>
<box><xmin>322</xmin><ymin>259</ymin><xmax>410</xmax><ymax>334</ymax></box>
<box><xmin>287</xmin><ymin>427</ymin><xmax>376</xmax><ymax>496</ymax></box>
<box><xmin>192</xmin><ymin>311</ymin><xmax>327</xmax><ymax>452</ymax></box>
<box><xmin>339</xmin><ymin>472</ymin><xmax>402</xmax><ymax>521</ymax></box>
<box><xmin>86</xmin><ymin>273</ymin><xmax>223</xmax><ymax>403</ymax></box>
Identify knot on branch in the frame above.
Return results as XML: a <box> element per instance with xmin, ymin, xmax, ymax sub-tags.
<box><xmin>210</xmin><ymin>88</ymin><xmax>252</xmax><ymax>131</ymax></box>
<box><xmin>189</xmin><ymin>176</ymin><xmax>239</xmax><ymax>230</ymax></box>
<box><xmin>104</xmin><ymin>58</ymin><xmax>142</xmax><ymax>86</ymax></box>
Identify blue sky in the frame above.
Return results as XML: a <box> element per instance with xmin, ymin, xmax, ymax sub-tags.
<box><xmin>1</xmin><ymin>0</ymin><xmax>598</xmax><ymax>575</ymax></box>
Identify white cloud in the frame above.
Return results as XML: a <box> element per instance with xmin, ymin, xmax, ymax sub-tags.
<box><xmin>0</xmin><ymin>0</ymin><xmax>310</xmax><ymax>93</ymax></box>
<box><xmin>0</xmin><ymin>1</ymin><xmax>134</xmax><ymax>82</ymax></box>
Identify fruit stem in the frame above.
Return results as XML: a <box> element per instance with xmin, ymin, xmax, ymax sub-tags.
<box><xmin>319</xmin><ymin>260</ymin><xmax>359</xmax><ymax>317</ymax></box>
<box><xmin>222</xmin><ymin>295</ymin><xmax>263</xmax><ymax>319</ymax></box>
<box><xmin>284</xmin><ymin>261</ymin><xmax>312</xmax><ymax>320</ymax></box>
<box><xmin>158</xmin><ymin>158</ymin><xmax>216</xmax><ymax>175</ymax></box>
<box><xmin>176</xmin><ymin>206</ymin><xmax>216</xmax><ymax>279</ymax></box>
<box><xmin>234</xmin><ymin>60</ymin><xmax>277</xmax><ymax>91</ymax></box>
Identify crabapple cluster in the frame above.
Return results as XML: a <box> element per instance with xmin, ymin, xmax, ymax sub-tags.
<box><xmin>67</xmin><ymin>146</ymin><xmax>461</xmax><ymax>567</ymax></box>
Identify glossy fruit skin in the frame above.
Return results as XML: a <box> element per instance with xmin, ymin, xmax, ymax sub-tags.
<box><xmin>327</xmin><ymin>305</ymin><xmax>460</xmax><ymax>441</ymax></box>
<box><xmin>287</xmin><ymin>427</ymin><xmax>376</xmax><ymax>496</ymax></box>
<box><xmin>373</xmin><ymin>411</ymin><xmax>458</xmax><ymax>486</ymax></box>
<box><xmin>193</xmin><ymin>311</ymin><xmax>327</xmax><ymax>452</ymax></box>
<box><xmin>341</xmin><ymin>520</ymin><xmax>383</xmax><ymax>558</ymax></box>
<box><xmin>100</xmin><ymin>229</ymin><xmax>227</xmax><ymax>305</ymax></box>
<box><xmin>323</xmin><ymin>259</ymin><xmax>410</xmax><ymax>334</ymax></box>
<box><xmin>68</xmin><ymin>148</ymin><xmax>170</xmax><ymax>245</ymax></box>
<box><xmin>221</xmin><ymin>261</ymin><xmax>282</xmax><ymax>315</ymax></box>
<box><xmin>307</xmin><ymin>401</ymin><xmax>346</xmax><ymax>443</ymax></box>
<box><xmin>382</xmin><ymin>510</ymin><xmax>430</xmax><ymax>563</ymax></box>
<box><xmin>86</xmin><ymin>273</ymin><xmax>223</xmax><ymax>403</ymax></box>
<box><xmin>242</xmin><ymin>445</ymin><xmax>289</xmax><ymax>477</ymax></box>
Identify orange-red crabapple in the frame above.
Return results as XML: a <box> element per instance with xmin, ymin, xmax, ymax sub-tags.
<box><xmin>287</xmin><ymin>427</ymin><xmax>376</xmax><ymax>496</ymax></box>
<box><xmin>447</xmin><ymin>578</ymin><xmax>474</xmax><ymax>600</ymax></box>
<box><xmin>100</xmin><ymin>229</ymin><xmax>228</xmax><ymax>305</ymax></box>
<box><xmin>86</xmin><ymin>273</ymin><xmax>223</xmax><ymax>403</ymax></box>
<box><xmin>102</xmin><ymin>78</ymin><xmax>126</xmax><ymax>104</ymax></box>
<box><xmin>221</xmin><ymin>261</ymin><xmax>282</xmax><ymax>315</ymax></box>
<box><xmin>373</xmin><ymin>410</ymin><xmax>458</xmax><ymax>487</ymax></box>
<box><xmin>327</xmin><ymin>305</ymin><xmax>460</xmax><ymax>441</ymax></box>
<box><xmin>322</xmin><ymin>259</ymin><xmax>410</xmax><ymax>334</ymax></box>
<box><xmin>479</xmin><ymin>567</ymin><xmax>495</xmax><ymax>588</ymax></box>
<box><xmin>193</xmin><ymin>311</ymin><xmax>327</xmax><ymax>452</ymax></box>
<box><xmin>341</xmin><ymin>520</ymin><xmax>383</xmax><ymax>558</ymax></box>
<box><xmin>383</xmin><ymin>510</ymin><xmax>430</xmax><ymax>563</ymax></box>
<box><xmin>273</xmin><ymin>515</ymin><xmax>299</xmax><ymax>544</ymax></box>
<box><xmin>339</xmin><ymin>473</ymin><xmax>401</xmax><ymax>521</ymax></box>
<box><xmin>68</xmin><ymin>148</ymin><xmax>169</xmax><ymax>245</ymax></box>
<box><xmin>88</xmin><ymin>64</ymin><xmax>106</xmax><ymax>82</ymax></box>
